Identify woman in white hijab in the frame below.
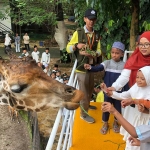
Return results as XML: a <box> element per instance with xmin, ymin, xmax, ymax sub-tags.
<box><xmin>4</xmin><ymin>34</ymin><xmax>12</xmax><ymax>54</ymax></box>
<box><xmin>101</xmin><ymin>66</ymin><xmax>150</xmax><ymax>150</ymax></box>
<box><xmin>4</xmin><ymin>34</ymin><xmax>11</xmax><ymax>48</ymax></box>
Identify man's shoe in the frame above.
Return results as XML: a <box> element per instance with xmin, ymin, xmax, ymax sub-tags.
<box><xmin>80</xmin><ymin>115</ymin><xmax>95</xmax><ymax>123</ymax></box>
<box><xmin>89</xmin><ymin>105</ymin><xmax>97</xmax><ymax>110</ymax></box>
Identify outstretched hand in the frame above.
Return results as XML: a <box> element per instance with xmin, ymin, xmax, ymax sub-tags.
<box><xmin>121</xmin><ymin>99</ymin><xmax>134</xmax><ymax>108</ymax></box>
<box><xmin>84</xmin><ymin>64</ymin><xmax>91</xmax><ymax>70</ymax></box>
<box><xmin>100</xmin><ymin>83</ymin><xmax>108</xmax><ymax>93</ymax></box>
<box><xmin>107</xmin><ymin>86</ymin><xmax>116</xmax><ymax>91</ymax></box>
<box><xmin>101</xmin><ymin>102</ymin><xmax>116</xmax><ymax>114</ymax></box>
<box><xmin>137</xmin><ymin>104</ymin><xmax>145</xmax><ymax>112</ymax></box>
<box><xmin>128</xmin><ymin>136</ymin><xmax>140</xmax><ymax>146</ymax></box>
<box><xmin>100</xmin><ymin>83</ymin><xmax>113</xmax><ymax>96</ymax></box>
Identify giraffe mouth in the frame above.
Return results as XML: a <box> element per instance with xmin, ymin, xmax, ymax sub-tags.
<box><xmin>63</xmin><ymin>102</ymin><xmax>80</xmax><ymax>110</ymax></box>
<box><xmin>63</xmin><ymin>89</ymin><xmax>84</xmax><ymax>110</ymax></box>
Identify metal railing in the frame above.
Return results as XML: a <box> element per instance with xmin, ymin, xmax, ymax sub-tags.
<box><xmin>123</xmin><ymin>50</ymin><xmax>133</xmax><ymax>62</ymax></box>
<box><xmin>46</xmin><ymin>60</ymin><xmax>78</xmax><ymax>150</ymax></box>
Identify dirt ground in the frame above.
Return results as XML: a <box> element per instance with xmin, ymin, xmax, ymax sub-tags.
<box><xmin>0</xmin><ymin>106</ymin><xmax>32</xmax><ymax>150</ymax></box>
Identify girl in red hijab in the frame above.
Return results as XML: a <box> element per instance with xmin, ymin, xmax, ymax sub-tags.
<box><xmin>111</xmin><ymin>31</ymin><xmax>150</xmax><ymax>90</ymax></box>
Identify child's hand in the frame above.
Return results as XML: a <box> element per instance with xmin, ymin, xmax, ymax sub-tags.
<box><xmin>84</xmin><ymin>64</ymin><xmax>91</xmax><ymax>70</ymax></box>
<box><xmin>101</xmin><ymin>102</ymin><xmax>116</xmax><ymax>114</ymax></box>
<box><xmin>107</xmin><ymin>86</ymin><xmax>116</xmax><ymax>91</ymax></box>
<box><xmin>100</xmin><ymin>83</ymin><xmax>113</xmax><ymax>96</ymax></box>
<box><xmin>121</xmin><ymin>99</ymin><xmax>134</xmax><ymax>108</ymax></box>
<box><xmin>137</xmin><ymin>104</ymin><xmax>145</xmax><ymax>112</ymax></box>
<box><xmin>100</xmin><ymin>83</ymin><xmax>108</xmax><ymax>93</ymax></box>
<box><xmin>128</xmin><ymin>136</ymin><xmax>140</xmax><ymax>146</ymax></box>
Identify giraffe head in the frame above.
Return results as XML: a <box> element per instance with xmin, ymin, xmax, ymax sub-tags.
<box><xmin>0</xmin><ymin>57</ymin><xmax>84</xmax><ymax>111</ymax></box>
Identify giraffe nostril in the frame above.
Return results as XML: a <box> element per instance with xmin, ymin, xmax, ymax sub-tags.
<box><xmin>65</xmin><ymin>87</ymin><xmax>75</xmax><ymax>94</ymax></box>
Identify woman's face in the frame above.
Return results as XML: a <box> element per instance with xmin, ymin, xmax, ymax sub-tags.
<box><xmin>139</xmin><ymin>37</ymin><xmax>150</xmax><ymax>56</ymax></box>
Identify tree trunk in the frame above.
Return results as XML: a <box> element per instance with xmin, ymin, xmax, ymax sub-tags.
<box><xmin>54</xmin><ymin>21</ymin><xmax>68</xmax><ymax>51</ymax></box>
<box><xmin>54</xmin><ymin>2</ymin><xmax>70</xmax><ymax>63</ymax></box>
<box><xmin>129</xmin><ymin>0</ymin><xmax>139</xmax><ymax>51</ymax></box>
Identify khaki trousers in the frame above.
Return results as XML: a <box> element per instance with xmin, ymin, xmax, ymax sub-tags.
<box><xmin>76</xmin><ymin>72</ymin><xmax>94</xmax><ymax>116</ymax></box>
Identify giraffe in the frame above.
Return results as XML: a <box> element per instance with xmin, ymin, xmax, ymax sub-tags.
<box><xmin>0</xmin><ymin>56</ymin><xmax>84</xmax><ymax>112</ymax></box>
<box><xmin>0</xmin><ymin>72</ymin><xmax>19</xmax><ymax>120</ymax></box>
<box><xmin>0</xmin><ymin>91</ymin><xmax>19</xmax><ymax>122</ymax></box>
<box><xmin>0</xmin><ymin>92</ymin><xmax>10</xmax><ymax>105</ymax></box>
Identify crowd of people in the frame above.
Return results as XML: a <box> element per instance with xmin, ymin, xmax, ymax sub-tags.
<box><xmin>4</xmin><ymin>32</ymin><xmax>70</xmax><ymax>85</ymax></box>
<box><xmin>66</xmin><ymin>8</ymin><xmax>150</xmax><ymax>150</ymax></box>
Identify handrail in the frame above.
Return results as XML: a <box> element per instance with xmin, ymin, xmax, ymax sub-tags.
<box><xmin>46</xmin><ymin>59</ymin><xmax>78</xmax><ymax>150</ymax></box>
<box><xmin>45</xmin><ymin>108</ymin><xmax>63</xmax><ymax>150</ymax></box>
<box><xmin>67</xmin><ymin>59</ymin><xmax>77</xmax><ymax>86</ymax></box>
<box><xmin>123</xmin><ymin>50</ymin><xmax>133</xmax><ymax>62</ymax></box>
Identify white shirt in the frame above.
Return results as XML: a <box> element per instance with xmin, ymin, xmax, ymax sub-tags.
<box><xmin>112</xmin><ymin>83</ymin><xmax>150</xmax><ymax>100</ymax></box>
<box><xmin>112</xmin><ymin>69</ymin><xmax>131</xmax><ymax>91</ymax></box>
<box><xmin>31</xmin><ymin>51</ymin><xmax>40</xmax><ymax>63</ymax></box>
<box><xmin>41</xmin><ymin>52</ymin><xmax>50</xmax><ymax>66</ymax></box>
<box><xmin>5</xmin><ymin>37</ymin><xmax>11</xmax><ymax>46</ymax></box>
<box><xmin>23</xmin><ymin>35</ymin><xmax>29</xmax><ymax>44</ymax></box>
<box><xmin>55</xmin><ymin>77</ymin><xmax>63</xmax><ymax>83</ymax></box>
<box><xmin>24</xmin><ymin>52</ymin><xmax>29</xmax><ymax>57</ymax></box>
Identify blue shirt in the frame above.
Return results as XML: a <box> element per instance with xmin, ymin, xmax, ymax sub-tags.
<box><xmin>136</xmin><ymin>124</ymin><xmax>150</xmax><ymax>150</ymax></box>
<box><xmin>90</xmin><ymin>59</ymin><xmax>128</xmax><ymax>91</ymax></box>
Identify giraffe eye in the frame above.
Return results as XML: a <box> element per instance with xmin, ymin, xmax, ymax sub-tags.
<box><xmin>11</xmin><ymin>84</ymin><xmax>28</xmax><ymax>93</ymax></box>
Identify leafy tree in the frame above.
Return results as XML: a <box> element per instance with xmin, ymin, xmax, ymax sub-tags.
<box><xmin>10</xmin><ymin>0</ymin><xmax>57</xmax><ymax>35</ymax></box>
<box><xmin>72</xmin><ymin>0</ymin><xmax>150</xmax><ymax>57</ymax></box>
<box><xmin>1</xmin><ymin>0</ymin><xmax>150</xmax><ymax>55</ymax></box>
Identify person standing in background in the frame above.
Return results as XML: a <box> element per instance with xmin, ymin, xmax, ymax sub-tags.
<box><xmin>4</xmin><ymin>33</ymin><xmax>11</xmax><ymax>48</ymax></box>
<box><xmin>15</xmin><ymin>33</ymin><xmax>20</xmax><ymax>53</ymax></box>
<box><xmin>23</xmin><ymin>33</ymin><xmax>30</xmax><ymax>51</ymax></box>
<box><xmin>41</xmin><ymin>48</ymin><xmax>50</xmax><ymax>72</ymax></box>
<box><xmin>31</xmin><ymin>45</ymin><xmax>40</xmax><ymax>64</ymax></box>
<box><xmin>4</xmin><ymin>33</ymin><xmax>11</xmax><ymax>54</ymax></box>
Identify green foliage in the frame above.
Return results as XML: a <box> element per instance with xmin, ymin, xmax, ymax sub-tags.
<box><xmin>67</xmin><ymin>0</ymin><xmax>150</xmax><ymax>56</ymax></box>
<box><xmin>142</xmin><ymin>21</ymin><xmax>150</xmax><ymax>31</ymax></box>
<box><xmin>140</xmin><ymin>1</ymin><xmax>150</xmax><ymax>32</ymax></box>
<box><xmin>1</xmin><ymin>0</ymin><xmax>150</xmax><ymax>56</ymax></box>
<box><xmin>80</xmin><ymin>45</ymin><xmax>97</xmax><ymax>56</ymax></box>
<box><xmin>8</xmin><ymin>0</ymin><xmax>57</xmax><ymax>36</ymax></box>
<box><xmin>60</xmin><ymin>48</ymin><xmax>68</xmax><ymax>63</ymax></box>
<box><xmin>19</xmin><ymin>110</ymin><xmax>32</xmax><ymax>139</ymax></box>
